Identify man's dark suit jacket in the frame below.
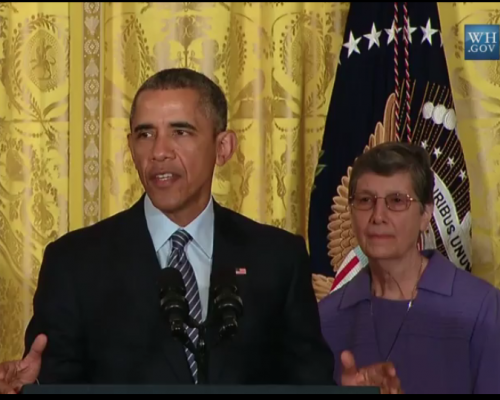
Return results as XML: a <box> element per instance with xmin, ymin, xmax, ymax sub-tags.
<box><xmin>24</xmin><ymin>196</ymin><xmax>335</xmax><ymax>385</ymax></box>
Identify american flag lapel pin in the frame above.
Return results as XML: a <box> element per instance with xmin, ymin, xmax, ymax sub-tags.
<box><xmin>235</xmin><ymin>267</ymin><xmax>247</xmax><ymax>275</ymax></box>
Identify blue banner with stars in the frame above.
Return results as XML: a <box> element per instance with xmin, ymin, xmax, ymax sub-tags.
<box><xmin>308</xmin><ymin>2</ymin><xmax>471</xmax><ymax>290</ymax></box>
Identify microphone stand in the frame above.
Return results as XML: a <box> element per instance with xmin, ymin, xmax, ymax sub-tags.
<box><xmin>196</xmin><ymin>324</ymin><xmax>208</xmax><ymax>385</ymax></box>
<box><xmin>171</xmin><ymin>318</ymin><xmax>209</xmax><ymax>385</ymax></box>
<box><xmin>167</xmin><ymin>290</ymin><xmax>242</xmax><ymax>385</ymax></box>
<box><xmin>193</xmin><ymin>314</ymin><xmax>237</xmax><ymax>384</ymax></box>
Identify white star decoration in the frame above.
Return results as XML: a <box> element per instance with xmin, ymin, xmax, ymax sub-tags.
<box><xmin>406</xmin><ymin>18</ymin><xmax>418</xmax><ymax>44</ymax></box>
<box><xmin>421</xmin><ymin>18</ymin><xmax>438</xmax><ymax>45</ymax></box>
<box><xmin>339</xmin><ymin>19</ymin><xmax>444</xmax><ymax>62</ymax></box>
<box><xmin>364</xmin><ymin>23</ymin><xmax>382</xmax><ymax>50</ymax></box>
<box><xmin>386</xmin><ymin>21</ymin><xmax>402</xmax><ymax>45</ymax></box>
<box><xmin>447</xmin><ymin>157</ymin><xmax>455</xmax><ymax>168</ymax></box>
<box><xmin>434</xmin><ymin>148</ymin><xmax>442</xmax><ymax>158</ymax></box>
<box><xmin>459</xmin><ymin>170</ymin><xmax>467</xmax><ymax>181</ymax></box>
<box><xmin>343</xmin><ymin>31</ymin><xmax>362</xmax><ymax>58</ymax></box>
<box><xmin>421</xmin><ymin>140</ymin><xmax>428</xmax><ymax>150</ymax></box>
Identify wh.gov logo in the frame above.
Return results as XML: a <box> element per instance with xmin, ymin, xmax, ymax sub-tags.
<box><xmin>465</xmin><ymin>25</ymin><xmax>500</xmax><ymax>60</ymax></box>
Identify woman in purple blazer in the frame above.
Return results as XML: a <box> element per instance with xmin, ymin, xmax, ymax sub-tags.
<box><xmin>319</xmin><ymin>142</ymin><xmax>500</xmax><ymax>394</ymax></box>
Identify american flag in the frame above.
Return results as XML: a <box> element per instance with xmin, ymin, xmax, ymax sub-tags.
<box><xmin>308</xmin><ymin>2</ymin><xmax>471</xmax><ymax>293</ymax></box>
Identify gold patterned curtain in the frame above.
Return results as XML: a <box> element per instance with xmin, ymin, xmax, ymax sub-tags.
<box><xmin>438</xmin><ymin>3</ymin><xmax>500</xmax><ymax>289</ymax></box>
<box><xmin>0</xmin><ymin>2</ymin><xmax>348</xmax><ymax>362</ymax></box>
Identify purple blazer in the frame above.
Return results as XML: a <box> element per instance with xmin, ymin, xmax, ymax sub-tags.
<box><xmin>319</xmin><ymin>250</ymin><xmax>500</xmax><ymax>394</ymax></box>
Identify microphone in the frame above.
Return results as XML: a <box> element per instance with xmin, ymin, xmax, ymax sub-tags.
<box><xmin>211</xmin><ymin>268</ymin><xmax>244</xmax><ymax>340</ymax></box>
<box><xmin>159</xmin><ymin>268</ymin><xmax>190</xmax><ymax>337</ymax></box>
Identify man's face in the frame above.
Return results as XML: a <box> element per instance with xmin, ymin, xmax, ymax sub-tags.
<box><xmin>128</xmin><ymin>88</ymin><xmax>235</xmax><ymax>225</ymax></box>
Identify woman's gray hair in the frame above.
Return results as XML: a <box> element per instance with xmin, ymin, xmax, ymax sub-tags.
<box><xmin>348</xmin><ymin>142</ymin><xmax>435</xmax><ymax>206</ymax></box>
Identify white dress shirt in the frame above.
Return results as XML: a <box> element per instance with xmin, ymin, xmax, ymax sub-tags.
<box><xmin>144</xmin><ymin>194</ymin><xmax>214</xmax><ymax>322</ymax></box>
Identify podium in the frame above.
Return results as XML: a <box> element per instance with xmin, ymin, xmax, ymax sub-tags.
<box><xmin>21</xmin><ymin>385</ymin><xmax>380</xmax><ymax>394</ymax></box>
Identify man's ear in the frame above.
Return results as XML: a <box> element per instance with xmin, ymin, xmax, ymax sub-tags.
<box><xmin>215</xmin><ymin>130</ymin><xmax>237</xmax><ymax>167</ymax></box>
<box><xmin>127</xmin><ymin>133</ymin><xmax>136</xmax><ymax>163</ymax></box>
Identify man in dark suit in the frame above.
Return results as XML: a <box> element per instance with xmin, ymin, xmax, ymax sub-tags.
<box><xmin>0</xmin><ymin>68</ymin><xmax>400</xmax><ymax>394</ymax></box>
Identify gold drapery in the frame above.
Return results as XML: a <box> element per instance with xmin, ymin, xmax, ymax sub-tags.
<box><xmin>438</xmin><ymin>2</ymin><xmax>500</xmax><ymax>289</ymax></box>
<box><xmin>2</xmin><ymin>2</ymin><xmax>500</xmax><ymax>363</ymax></box>
<box><xmin>0</xmin><ymin>2</ymin><xmax>348</xmax><ymax>361</ymax></box>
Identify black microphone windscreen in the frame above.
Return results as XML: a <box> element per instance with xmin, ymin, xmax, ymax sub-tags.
<box><xmin>210</xmin><ymin>267</ymin><xmax>243</xmax><ymax>340</ymax></box>
<box><xmin>160</xmin><ymin>268</ymin><xmax>186</xmax><ymax>296</ymax></box>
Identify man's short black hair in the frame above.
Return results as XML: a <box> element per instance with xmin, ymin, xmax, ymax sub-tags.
<box><xmin>129</xmin><ymin>68</ymin><xmax>228</xmax><ymax>134</ymax></box>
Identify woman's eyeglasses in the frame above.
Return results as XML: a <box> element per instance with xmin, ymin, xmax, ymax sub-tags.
<box><xmin>349</xmin><ymin>193</ymin><xmax>418</xmax><ymax>211</ymax></box>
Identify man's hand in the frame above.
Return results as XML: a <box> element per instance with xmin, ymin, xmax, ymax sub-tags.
<box><xmin>0</xmin><ymin>334</ymin><xmax>47</xmax><ymax>394</ymax></box>
<box><xmin>340</xmin><ymin>350</ymin><xmax>402</xmax><ymax>394</ymax></box>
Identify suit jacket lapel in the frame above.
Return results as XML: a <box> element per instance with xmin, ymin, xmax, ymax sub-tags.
<box><xmin>207</xmin><ymin>202</ymin><xmax>247</xmax><ymax>383</ymax></box>
<box><xmin>116</xmin><ymin>195</ymin><xmax>193</xmax><ymax>384</ymax></box>
<box><xmin>211</xmin><ymin>202</ymin><xmax>243</xmax><ymax>273</ymax></box>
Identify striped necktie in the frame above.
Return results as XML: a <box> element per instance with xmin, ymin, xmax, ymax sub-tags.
<box><xmin>167</xmin><ymin>229</ymin><xmax>202</xmax><ymax>384</ymax></box>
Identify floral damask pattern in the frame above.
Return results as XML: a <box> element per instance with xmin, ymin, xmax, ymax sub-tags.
<box><xmin>439</xmin><ymin>3</ymin><xmax>500</xmax><ymax>288</ymax></box>
<box><xmin>83</xmin><ymin>2</ymin><xmax>102</xmax><ymax>226</ymax></box>
<box><xmin>0</xmin><ymin>2</ymin><xmax>70</xmax><ymax>361</ymax></box>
